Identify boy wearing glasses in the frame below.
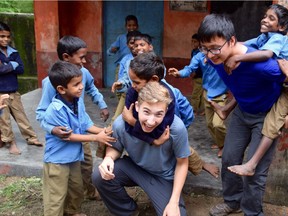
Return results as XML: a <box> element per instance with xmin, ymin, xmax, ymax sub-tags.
<box><xmin>198</xmin><ymin>14</ymin><xmax>285</xmax><ymax>216</ymax></box>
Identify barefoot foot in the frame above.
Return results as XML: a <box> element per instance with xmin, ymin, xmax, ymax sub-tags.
<box><xmin>203</xmin><ymin>162</ymin><xmax>220</xmax><ymax>178</ymax></box>
<box><xmin>8</xmin><ymin>141</ymin><xmax>21</xmax><ymax>155</ymax></box>
<box><xmin>227</xmin><ymin>164</ymin><xmax>255</xmax><ymax>176</ymax></box>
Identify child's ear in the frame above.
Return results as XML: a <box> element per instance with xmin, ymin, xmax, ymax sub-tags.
<box><xmin>150</xmin><ymin>75</ymin><xmax>160</xmax><ymax>82</ymax></box>
<box><xmin>62</xmin><ymin>53</ymin><xmax>70</xmax><ymax>62</ymax></box>
<box><xmin>135</xmin><ymin>101</ymin><xmax>139</xmax><ymax>112</ymax></box>
<box><xmin>279</xmin><ymin>25</ymin><xmax>286</xmax><ymax>32</ymax></box>
<box><xmin>56</xmin><ymin>85</ymin><xmax>66</xmax><ymax>95</ymax></box>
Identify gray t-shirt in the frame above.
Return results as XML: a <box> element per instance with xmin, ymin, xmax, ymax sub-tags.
<box><xmin>112</xmin><ymin>115</ymin><xmax>191</xmax><ymax>180</ymax></box>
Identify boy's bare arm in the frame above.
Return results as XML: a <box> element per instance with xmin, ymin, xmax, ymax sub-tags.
<box><xmin>278</xmin><ymin>59</ymin><xmax>288</xmax><ymax>77</ymax></box>
<box><xmin>68</xmin><ymin>130</ymin><xmax>116</xmax><ymax>146</ymax></box>
<box><xmin>163</xmin><ymin>157</ymin><xmax>188</xmax><ymax>216</ymax></box>
<box><xmin>122</xmin><ymin>104</ymin><xmax>137</xmax><ymax>126</ymax></box>
<box><xmin>225</xmin><ymin>50</ymin><xmax>273</xmax><ymax>74</ymax></box>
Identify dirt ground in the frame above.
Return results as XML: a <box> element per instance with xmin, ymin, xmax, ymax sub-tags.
<box><xmin>0</xmin><ymin>176</ymin><xmax>287</xmax><ymax>216</ymax></box>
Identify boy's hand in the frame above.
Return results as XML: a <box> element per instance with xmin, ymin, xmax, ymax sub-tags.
<box><xmin>122</xmin><ymin>104</ymin><xmax>136</xmax><ymax>126</ymax></box>
<box><xmin>0</xmin><ymin>94</ymin><xmax>9</xmax><ymax>109</ymax></box>
<box><xmin>100</xmin><ymin>108</ymin><xmax>109</xmax><ymax>122</ymax></box>
<box><xmin>51</xmin><ymin>126</ymin><xmax>72</xmax><ymax>140</ymax></box>
<box><xmin>98</xmin><ymin>156</ymin><xmax>115</xmax><ymax>180</ymax></box>
<box><xmin>224</xmin><ymin>55</ymin><xmax>241</xmax><ymax>75</ymax></box>
<box><xmin>278</xmin><ymin>59</ymin><xmax>288</xmax><ymax>77</ymax></box>
<box><xmin>111</xmin><ymin>81</ymin><xmax>123</xmax><ymax>93</ymax></box>
<box><xmin>110</xmin><ymin>47</ymin><xmax>119</xmax><ymax>53</ymax></box>
<box><xmin>94</xmin><ymin>128</ymin><xmax>116</xmax><ymax>146</ymax></box>
<box><xmin>153</xmin><ymin>126</ymin><xmax>170</xmax><ymax>146</ymax></box>
<box><xmin>163</xmin><ymin>202</ymin><xmax>180</xmax><ymax>216</ymax></box>
<box><xmin>168</xmin><ymin>68</ymin><xmax>180</xmax><ymax>77</ymax></box>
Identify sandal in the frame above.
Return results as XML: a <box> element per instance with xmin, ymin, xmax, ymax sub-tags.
<box><xmin>209</xmin><ymin>203</ymin><xmax>241</xmax><ymax>216</ymax></box>
<box><xmin>27</xmin><ymin>138</ymin><xmax>43</xmax><ymax>147</ymax></box>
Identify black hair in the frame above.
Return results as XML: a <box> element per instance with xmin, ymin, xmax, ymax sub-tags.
<box><xmin>125</xmin><ymin>15</ymin><xmax>138</xmax><ymax>26</ymax></box>
<box><xmin>192</xmin><ymin>33</ymin><xmax>199</xmax><ymax>40</ymax></box>
<box><xmin>129</xmin><ymin>51</ymin><xmax>165</xmax><ymax>81</ymax></box>
<box><xmin>198</xmin><ymin>14</ymin><xmax>236</xmax><ymax>43</ymax></box>
<box><xmin>126</xmin><ymin>30</ymin><xmax>142</xmax><ymax>43</ymax></box>
<box><xmin>134</xmin><ymin>33</ymin><xmax>153</xmax><ymax>45</ymax></box>
<box><xmin>57</xmin><ymin>35</ymin><xmax>87</xmax><ymax>60</ymax></box>
<box><xmin>267</xmin><ymin>4</ymin><xmax>288</xmax><ymax>34</ymax></box>
<box><xmin>0</xmin><ymin>22</ymin><xmax>10</xmax><ymax>32</ymax></box>
<box><xmin>49</xmin><ymin>61</ymin><xmax>82</xmax><ymax>89</ymax></box>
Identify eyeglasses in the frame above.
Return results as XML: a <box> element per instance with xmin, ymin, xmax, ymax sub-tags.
<box><xmin>199</xmin><ymin>40</ymin><xmax>228</xmax><ymax>55</ymax></box>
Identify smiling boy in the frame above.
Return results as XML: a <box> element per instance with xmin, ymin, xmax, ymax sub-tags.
<box><xmin>197</xmin><ymin>14</ymin><xmax>285</xmax><ymax>216</ymax></box>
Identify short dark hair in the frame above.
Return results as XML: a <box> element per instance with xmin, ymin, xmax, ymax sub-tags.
<box><xmin>57</xmin><ymin>35</ymin><xmax>87</xmax><ymax>60</ymax></box>
<box><xmin>192</xmin><ymin>33</ymin><xmax>199</xmax><ymax>41</ymax></box>
<box><xmin>0</xmin><ymin>22</ymin><xmax>10</xmax><ymax>32</ymax></box>
<box><xmin>129</xmin><ymin>51</ymin><xmax>165</xmax><ymax>81</ymax></box>
<box><xmin>198</xmin><ymin>14</ymin><xmax>236</xmax><ymax>43</ymax></box>
<box><xmin>49</xmin><ymin>61</ymin><xmax>82</xmax><ymax>90</ymax></box>
<box><xmin>268</xmin><ymin>4</ymin><xmax>288</xmax><ymax>34</ymax></box>
<box><xmin>134</xmin><ymin>33</ymin><xmax>153</xmax><ymax>45</ymax></box>
<box><xmin>125</xmin><ymin>15</ymin><xmax>138</xmax><ymax>25</ymax></box>
<box><xmin>126</xmin><ymin>30</ymin><xmax>142</xmax><ymax>43</ymax></box>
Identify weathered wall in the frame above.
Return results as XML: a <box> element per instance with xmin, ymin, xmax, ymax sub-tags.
<box><xmin>0</xmin><ymin>12</ymin><xmax>38</xmax><ymax>94</ymax></box>
<box><xmin>35</xmin><ymin>1</ymin><xmax>103</xmax><ymax>88</ymax></box>
<box><xmin>162</xmin><ymin>1</ymin><xmax>209</xmax><ymax>95</ymax></box>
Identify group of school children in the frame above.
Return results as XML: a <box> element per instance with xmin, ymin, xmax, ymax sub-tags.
<box><xmin>1</xmin><ymin>3</ymin><xmax>288</xmax><ymax>216</ymax></box>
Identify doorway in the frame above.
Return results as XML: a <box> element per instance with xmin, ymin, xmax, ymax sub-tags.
<box><xmin>103</xmin><ymin>1</ymin><xmax>164</xmax><ymax>87</ymax></box>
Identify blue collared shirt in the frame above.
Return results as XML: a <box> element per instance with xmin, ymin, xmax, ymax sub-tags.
<box><xmin>179</xmin><ymin>52</ymin><xmax>228</xmax><ymax>100</ymax></box>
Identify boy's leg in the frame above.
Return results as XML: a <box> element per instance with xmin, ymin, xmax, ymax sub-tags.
<box><xmin>81</xmin><ymin>142</ymin><xmax>100</xmax><ymax>200</ymax></box>
<box><xmin>228</xmin><ymin>90</ymin><xmax>288</xmax><ymax>176</ymax></box>
<box><xmin>211</xmin><ymin>95</ymin><xmax>227</xmax><ymax>157</ymax></box>
<box><xmin>188</xmin><ymin>147</ymin><xmax>203</xmax><ymax>175</ymax></box>
<box><xmin>0</xmin><ymin>93</ymin><xmax>14</xmax><ymax>143</ymax></box>
<box><xmin>64</xmin><ymin>161</ymin><xmax>84</xmax><ymax>215</ymax></box>
<box><xmin>110</xmin><ymin>92</ymin><xmax>126</xmax><ymax>125</ymax></box>
<box><xmin>204</xmin><ymin>91</ymin><xmax>226</xmax><ymax>151</ymax></box>
<box><xmin>191</xmin><ymin>78</ymin><xmax>204</xmax><ymax>114</ymax></box>
<box><xmin>204</xmin><ymin>94</ymin><xmax>217</xmax><ymax>143</ymax></box>
<box><xmin>98</xmin><ymin>92</ymin><xmax>126</xmax><ymax>158</ymax></box>
<box><xmin>43</xmin><ymin>163</ymin><xmax>69</xmax><ymax>216</ymax></box>
<box><xmin>4</xmin><ymin>92</ymin><xmax>41</xmax><ymax>145</ymax></box>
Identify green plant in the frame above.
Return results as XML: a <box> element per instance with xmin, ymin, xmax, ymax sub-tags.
<box><xmin>0</xmin><ymin>176</ymin><xmax>43</xmax><ymax>215</ymax></box>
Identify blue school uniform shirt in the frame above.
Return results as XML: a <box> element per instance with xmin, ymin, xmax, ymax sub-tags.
<box><xmin>245</xmin><ymin>32</ymin><xmax>288</xmax><ymax>59</ymax></box>
<box><xmin>0</xmin><ymin>46</ymin><xmax>24</xmax><ymax>93</ymax></box>
<box><xmin>36</xmin><ymin>66</ymin><xmax>107</xmax><ymax>133</ymax></box>
<box><xmin>107</xmin><ymin>33</ymin><xmax>131</xmax><ymax>65</ymax></box>
<box><xmin>43</xmin><ymin>95</ymin><xmax>93</xmax><ymax>164</ymax></box>
<box><xmin>117</xmin><ymin>53</ymin><xmax>134</xmax><ymax>93</ymax></box>
<box><xmin>210</xmin><ymin>46</ymin><xmax>285</xmax><ymax>114</ymax></box>
<box><xmin>112</xmin><ymin>114</ymin><xmax>191</xmax><ymax>180</ymax></box>
<box><xmin>179</xmin><ymin>52</ymin><xmax>228</xmax><ymax>100</ymax></box>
